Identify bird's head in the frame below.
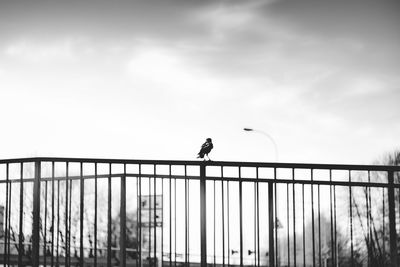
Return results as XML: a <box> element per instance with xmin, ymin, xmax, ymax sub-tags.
<box><xmin>207</xmin><ymin>138</ymin><xmax>212</xmax><ymax>142</ymax></box>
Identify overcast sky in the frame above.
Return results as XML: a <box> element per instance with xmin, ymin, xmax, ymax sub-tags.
<box><xmin>0</xmin><ymin>0</ymin><xmax>399</xmax><ymax>164</ymax></box>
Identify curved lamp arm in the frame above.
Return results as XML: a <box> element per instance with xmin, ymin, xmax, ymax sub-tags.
<box><xmin>243</xmin><ymin>128</ymin><xmax>279</xmax><ymax>162</ymax></box>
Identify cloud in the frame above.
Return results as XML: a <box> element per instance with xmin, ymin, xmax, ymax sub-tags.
<box><xmin>260</xmin><ymin>0</ymin><xmax>400</xmax><ymax>39</ymax></box>
<box><xmin>0</xmin><ymin>0</ymin><xmax>233</xmax><ymax>42</ymax></box>
<box><xmin>3</xmin><ymin>39</ymin><xmax>78</xmax><ymax>62</ymax></box>
<box><xmin>126</xmin><ymin>46</ymin><xmax>195</xmax><ymax>87</ymax></box>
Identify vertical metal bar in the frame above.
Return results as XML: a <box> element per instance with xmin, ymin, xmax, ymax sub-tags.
<box><xmin>7</xmin><ymin>181</ymin><xmax>12</xmax><ymax>265</ymax></box>
<box><xmin>44</xmin><ymin>179</ymin><xmax>48</xmax><ymax>267</ymax></box>
<box><xmin>120</xmin><ymin>165</ymin><xmax>127</xmax><ymax>267</ymax></box>
<box><xmin>398</xmin><ymin>173</ymin><xmax>400</xmax><ymax>267</ymax></box>
<box><xmin>239</xmin><ymin>167</ymin><xmax>243</xmax><ymax>267</ymax></box>
<box><xmin>65</xmin><ymin>162</ymin><xmax>69</xmax><ymax>267</ymax></box>
<box><xmin>274</xmin><ymin>168</ymin><xmax>278</xmax><ymax>266</ymax></box>
<box><xmin>154</xmin><ymin>165</ymin><xmax>157</xmax><ymax>266</ymax></box>
<box><xmin>383</xmin><ymin>185</ymin><xmax>386</xmax><ymax>259</ymax></box>
<box><xmin>107</xmin><ymin>163</ymin><xmax>112</xmax><ymax>267</ymax></box>
<box><xmin>311</xmin><ymin>169</ymin><xmax>315</xmax><ymax>267</ymax></box>
<box><xmin>221</xmin><ymin>167</ymin><xmax>225</xmax><ymax>267</ymax></box>
<box><xmin>18</xmin><ymin>162</ymin><xmax>24</xmax><ymax>267</ymax></box>
<box><xmin>51</xmin><ymin>161</ymin><xmax>55</xmax><ymax>267</ymax></box>
<box><xmin>227</xmin><ymin>178</ymin><xmax>231</xmax><ymax>267</ymax></box>
<box><xmin>318</xmin><ymin>184</ymin><xmax>321</xmax><ymax>267</ymax></box>
<box><xmin>3</xmin><ymin>163</ymin><xmax>9</xmax><ymax>266</ymax></box>
<box><xmin>365</xmin><ymin>182</ymin><xmax>370</xmax><ymax>267</ymax></box>
<box><xmin>329</xmin><ymin>170</ymin><xmax>334</xmax><ymax>267</ymax></box>
<box><xmin>227</xmin><ymin>178</ymin><xmax>230</xmax><ymax>267</ymax></box>
<box><xmin>94</xmin><ymin>163</ymin><xmax>98</xmax><ymax>267</ymax></box>
<box><xmin>68</xmin><ymin>165</ymin><xmax>73</xmax><ymax>267</ymax></box>
<box><xmin>136</xmin><ymin>166</ymin><xmax>139</xmax><ymax>267</ymax></box>
<box><xmin>80</xmin><ymin>162</ymin><xmax>84</xmax><ymax>267</ymax></box>
<box><xmin>286</xmin><ymin>183</ymin><xmax>290</xmax><ymax>267</ymax></box>
<box><xmin>214</xmin><ymin>177</ymin><xmax>216</xmax><ymax>267</ymax></box>
<box><xmin>56</xmin><ymin>179</ymin><xmax>60</xmax><ymax>266</ymax></box>
<box><xmin>149</xmin><ymin>172</ymin><xmax>152</xmax><ymax>262</ymax></box>
<box><xmin>334</xmin><ymin>184</ymin><xmax>338</xmax><ymax>267</ymax></box>
<box><xmin>161</xmin><ymin>174</ymin><xmax>164</xmax><ymax>267</ymax></box>
<box><xmin>302</xmin><ymin>184</ymin><xmax>305</xmax><ymax>267</ymax></box>
<box><xmin>256</xmin><ymin>167</ymin><xmax>260</xmax><ymax>267</ymax></box>
<box><xmin>169</xmin><ymin>165</ymin><xmax>172</xmax><ymax>267</ymax></box>
<box><xmin>268</xmin><ymin>182</ymin><xmax>275</xmax><ymax>267</ymax></box>
<box><xmin>174</xmin><ymin>174</ymin><xmax>177</xmax><ymax>267</ymax></box>
<box><xmin>292</xmin><ymin>169</ymin><xmax>296</xmax><ymax>267</ymax></box>
<box><xmin>368</xmin><ymin>171</ymin><xmax>372</xmax><ymax>267</ymax></box>
<box><xmin>388</xmin><ymin>171</ymin><xmax>397</xmax><ymax>267</ymax></box>
<box><xmin>187</xmin><ymin>168</ymin><xmax>190</xmax><ymax>267</ymax></box>
<box><xmin>200</xmin><ymin>163</ymin><xmax>207</xmax><ymax>267</ymax></box>
<box><xmin>349</xmin><ymin>171</ymin><xmax>354</xmax><ymax>267</ymax></box>
<box><xmin>254</xmin><ymin>171</ymin><xmax>257</xmax><ymax>266</ymax></box>
<box><xmin>32</xmin><ymin>160</ymin><xmax>41</xmax><ymax>267</ymax></box>
<box><xmin>185</xmin><ymin>165</ymin><xmax>188</xmax><ymax>267</ymax></box>
<box><xmin>139</xmin><ymin>164</ymin><xmax>142</xmax><ymax>267</ymax></box>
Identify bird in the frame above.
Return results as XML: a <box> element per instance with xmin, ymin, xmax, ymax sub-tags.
<box><xmin>197</xmin><ymin>138</ymin><xmax>213</xmax><ymax>161</ymax></box>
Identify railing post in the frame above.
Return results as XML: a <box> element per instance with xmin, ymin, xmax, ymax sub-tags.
<box><xmin>120</xmin><ymin>174</ymin><xmax>127</xmax><ymax>267</ymax></box>
<box><xmin>18</xmin><ymin>163</ymin><xmax>24</xmax><ymax>267</ymax></box>
<box><xmin>107</xmin><ymin>165</ymin><xmax>112</xmax><ymax>266</ymax></box>
<box><xmin>32</xmin><ymin>160</ymin><xmax>41</xmax><ymax>267</ymax></box>
<box><xmin>200</xmin><ymin>163</ymin><xmax>207</xmax><ymax>267</ymax></box>
<box><xmin>80</xmin><ymin>163</ymin><xmax>84</xmax><ymax>267</ymax></box>
<box><xmin>388</xmin><ymin>170</ymin><xmax>397</xmax><ymax>267</ymax></box>
<box><xmin>268</xmin><ymin>182</ymin><xmax>275</xmax><ymax>267</ymax></box>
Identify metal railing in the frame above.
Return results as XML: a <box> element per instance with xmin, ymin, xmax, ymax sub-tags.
<box><xmin>0</xmin><ymin>157</ymin><xmax>399</xmax><ymax>267</ymax></box>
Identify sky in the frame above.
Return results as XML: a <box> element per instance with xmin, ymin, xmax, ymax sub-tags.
<box><xmin>0</xmin><ymin>0</ymin><xmax>399</xmax><ymax>164</ymax></box>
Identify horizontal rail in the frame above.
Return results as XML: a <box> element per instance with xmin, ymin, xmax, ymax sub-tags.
<box><xmin>1</xmin><ymin>156</ymin><xmax>400</xmax><ymax>171</ymax></box>
<box><xmin>1</xmin><ymin>173</ymin><xmax>398</xmax><ymax>188</ymax></box>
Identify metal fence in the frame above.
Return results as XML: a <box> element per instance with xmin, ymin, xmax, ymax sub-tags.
<box><xmin>0</xmin><ymin>157</ymin><xmax>399</xmax><ymax>267</ymax></box>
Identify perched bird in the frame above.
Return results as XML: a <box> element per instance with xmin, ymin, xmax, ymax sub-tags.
<box><xmin>197</xmin><ymin>138</ymin><xmax>213</xmax><ymax>161</ymax></box>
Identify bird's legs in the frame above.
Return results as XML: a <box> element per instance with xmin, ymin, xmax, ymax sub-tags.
<box><xmin>206</xmin><ymin>154</ymin><xmax>212</xmax><ymax>161</ymax></box>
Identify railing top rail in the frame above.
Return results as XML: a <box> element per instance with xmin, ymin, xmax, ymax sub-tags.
<box><xmin>0</xmin><ymin>157</ymin><xmax>399</xmax><ymax>171</ymax></box>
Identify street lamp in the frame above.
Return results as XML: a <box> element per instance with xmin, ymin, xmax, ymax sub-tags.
<box><xmin>243</xmin><ymin>128</ymin><xmax>279</xmax><ymax>162</ymax></box>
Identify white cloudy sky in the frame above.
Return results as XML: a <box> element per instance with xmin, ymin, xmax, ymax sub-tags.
<box><xmin>0</xmin><ymin>0</ymin><xmax>399</xmax><ymax>164</ymax></box>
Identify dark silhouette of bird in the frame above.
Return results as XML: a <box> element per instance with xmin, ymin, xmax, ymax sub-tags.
<box><xmin>197</xmin><ymin>138</ymin><xmax>213</xmax><ymax>161</ymax></box>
